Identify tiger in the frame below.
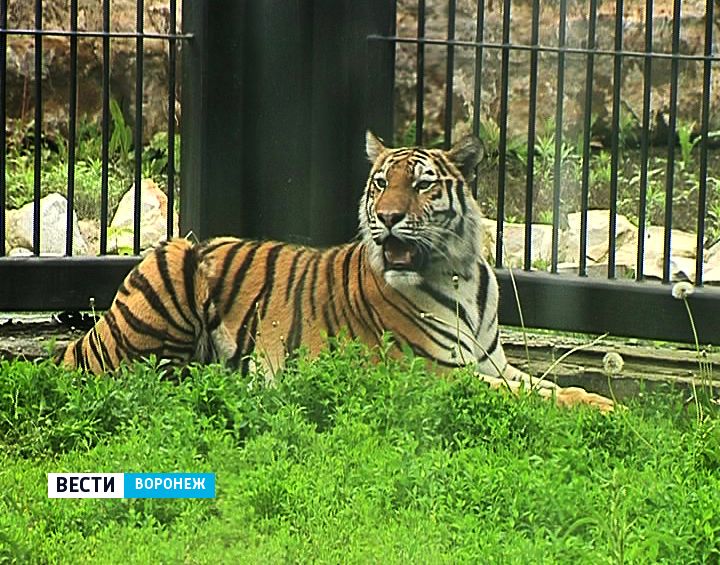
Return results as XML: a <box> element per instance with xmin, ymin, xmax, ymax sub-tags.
<box><xmin>58</xmin><ymin>132</ymin><xmax>614</xmax><ymax>411</ymax></box>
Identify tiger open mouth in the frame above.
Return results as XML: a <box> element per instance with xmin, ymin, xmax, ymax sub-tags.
<box><xmin>382</xmin><ymin>236</ymin><xmax>421</xmax><ymax>271</ymax></box>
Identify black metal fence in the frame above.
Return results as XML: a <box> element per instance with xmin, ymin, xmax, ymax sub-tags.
<box><xmin>385</xmin><ymin>0</ymin><xmax>719</xmax><ymax>281</ymax></box>
<box><xmin>0</xmin><ymin>0</ymin><xmax>184</xmax><ymax>309</ymax></box>
<box><xmin>0</xmin><ymin>1</ymin><xmax>719</xmax><ymax>345</ymax></box>
<box><xmin>374</xmin><ymin>0</ymin><xmax>720</xmax><ymax>343</ymax></box>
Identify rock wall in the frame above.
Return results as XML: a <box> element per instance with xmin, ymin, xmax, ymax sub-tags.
<box><xmin>5</xmin><ymin>0</ymin><xmax>180</xmax><ymax>139</ymax></box>
<box><xmin>395</xmin><ymin>0</ymin><xmax>719</xmax><ymax>144</ymax></box>
<box><xmin>8</xmin><ymin>1</ymin><xmax>715</xmax><ymax>146</ymax></box>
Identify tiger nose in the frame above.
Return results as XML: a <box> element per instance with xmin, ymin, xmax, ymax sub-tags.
<box><xmin>377</xmin><ymin>212</ymin><xmax>406</xmax><ymax>229</ymax></box>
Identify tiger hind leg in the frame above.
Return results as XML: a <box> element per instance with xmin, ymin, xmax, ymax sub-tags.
<box><xmin>59</xmin><ymin>239</ymin><xmax>207</xmax><ymax>374</ymax></box>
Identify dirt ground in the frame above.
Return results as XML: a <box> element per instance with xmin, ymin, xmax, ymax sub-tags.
<box><xmin>1</xmin><ymin>312</ymin><xmax>717</xmax><ymax>402</ymax></box>
<box><xmin>0</xmin><ymin>313</ymin><xmax>84</xmax><ymax>362</ymax></box>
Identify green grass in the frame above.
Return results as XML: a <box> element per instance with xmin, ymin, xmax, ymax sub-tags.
<box><xmin>1</xmin><ymin>339</ymin><xmax>719</xmax><ymax>563</ymax></box>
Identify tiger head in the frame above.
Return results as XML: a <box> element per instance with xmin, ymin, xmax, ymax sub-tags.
<box><xmin>360</xmin><ymin>131</ymin><xmax>486</xmax><ymax>286</ymax></box>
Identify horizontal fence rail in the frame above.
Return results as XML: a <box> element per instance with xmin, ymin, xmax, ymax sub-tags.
<box><xmin>0</xmin><ymin>256</ymin><xmax>139</xmax><ymax>311</ymax></box>
<box><xmin>369</xmin><ymin>36</ymin><xmax>720</xmax><ymax>64</ymax></box>
<box><xmin>0</xmin><ymin>28</ymin><xmax>190</xmax><ymax>40</ymax></box>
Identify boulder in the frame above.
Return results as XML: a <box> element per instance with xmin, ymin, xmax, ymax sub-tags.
<box><xmin>703</xmin><ymin>261</ymin><xmax>720</xmax><ymax>284</ymax></box>
<box><xmin>500</xmin><ymin>222</ymin><xmax>554</xmax><ymax>269</ymax></box>
<box><xmin>641</xmin><ymin>226</ymin><xmax>698</xmax><ymax>281</ymax></box>
<box><xmin>78</xmin><ymin>219</ymin><xmax>101</xmax><ymax>256</ymax></box>
<box><xmin>108</xmin><ymin>179</ymin><xmax>178</xmax><ymax>254</ymax></box>
<box><xmin>6</xmin><ymin>193</ymin><xmax>88</xmax><ymax>255</ymax></box>
<box><xmin>480</xmin><ymin>218</ymin><xmax>497</xmax><ymax>260</ymax></box>
<box><xmin>564</xmin><ymin>210</ymin><xmax>638</xmax><ymax>267</ymax></box>
<box><xmin>8</xmin><ymin>247</ymin><xmax>32</xmax><ymax>257</ymax></box>
<box><xmin>543</xmin><ymin>210</ymin><xmax>703</xmax><ymax>280</ymax></box>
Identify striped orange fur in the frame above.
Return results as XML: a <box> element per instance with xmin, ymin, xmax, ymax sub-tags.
<box><xmin>58</xmin><ymin>132</ymin><xmax>615</xmax><ymax>411</ymax></box>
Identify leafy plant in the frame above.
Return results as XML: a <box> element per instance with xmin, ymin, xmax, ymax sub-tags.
<box><xmin>677</xmin><ymin>120</ymin><xmax>700</xmax><ymax>168</ymax></box>
<box><xmin>142</xmin><ymin>131</ymin><xmax>181</xmax><ymax>195</ymax></box>
<box><xmin>109</xmin><ymin>99</ymin><xmax>133</xmax><ymax>167</ymax></box>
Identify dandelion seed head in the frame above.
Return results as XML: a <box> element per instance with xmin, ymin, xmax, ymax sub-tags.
<box><xmin>671</xmin><ymin>281</ymin><xmax>694</xmax><ymax>300</ymax></box>
<box><xmin>602</xmin><ymin>351</ymin><xmax>624</xmax><ymax>376</ymax></box>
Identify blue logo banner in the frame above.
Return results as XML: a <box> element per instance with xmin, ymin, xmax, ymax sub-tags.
<box><xmin>124</xmin><ymin>473</ymin><xmax>216</xmax><ymax>499</ymax></box>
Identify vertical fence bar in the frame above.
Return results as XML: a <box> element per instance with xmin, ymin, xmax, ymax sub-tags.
<box><xmin>166</xmin><ymin>0</ymin><xmax>177</xmax><ymax>238</ymax></box>
<box><xmin>495</xmin><ymin>0</ymin><xmax>512</xmax><ymax>267</ymax></box>
<box><xmin>636</xmin><ymin>0</ymin><xmax>653</xmax><ymax>281</ymax></box>
<box><xmin>607</xmin><ymin>0</ymin><xmax>624</xmax><ymax>279</ymax></box>
<box><xmin>100</xmin><ymin>0</ymin><xmax>110</xmax><ymax>255</ymax></box>
<box><xmin>523</xmin><ymin>0</ymin><xmax>540</xmax><ymax>271</ymax></box>
<box><xmin>578</xmin><ymin>0</ymin><xmax>598</xmax><ymax>277</ymax></box>
<box><xmin>551</xmin><ymin>0</ymin><xmax>568</xmax><ymax>274</ymax></box>
<box><xmin>99</xmin><ymin>0</ymin><xmax>110</xmax><ymax>255</ymax></box>
<box><xmin>414</xmin><ymin>0</ymin><xmax>425</xmax><ymax>145</ymax></box>
<box><xmin>33</xmin><ymin>0</ymin><xmax>43</xmax><ymax>255</ymax></box>
<box><xmin>65</xmin><ymin>0</ymin><xmax>78</xmax><ymax>256</ymax></box>
<box><xmin>442</xmin><ymin>0</ymin><xmax>456</xmax><ymax>148</ymax></box>
<box><xmin>696</xmin><ymin>0</ymin><xmax>714</xmax><ymax>286</ymax></box>
<box><xmin>470</xmin><ymin>0</ymin><xmax>485</xmax><ymax>199</ymax></box>
<box><xmin>0</xmin><ymin>0</ymin><xmax>6</xmax><ymax>257</ymax></box>
<box><xmin>662</xmin><ymin>0</ymin><xmax>682</xmax><ymax>284</ymax></box>
<box><xmin>133</xmin><ymin>0</ymin><xmax>144</xmax><ymax>255</ymax></box>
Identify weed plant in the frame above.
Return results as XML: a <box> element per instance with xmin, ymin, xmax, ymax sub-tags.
<box><xmin>0</xmin><ymin>339</ymin><xmax>719</xmax><ymax>562</ymax></box>
<box><xmin>4</xmin><ymin>102</ymin><xmax>180</xmax><ymax>221</ymax></box>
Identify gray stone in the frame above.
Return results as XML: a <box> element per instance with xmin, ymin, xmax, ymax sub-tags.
<box><xmin>8</xmin><ymin>247</ymin><xmax>32</xmax><ymax>257</ymax></box>
<box><xmin>78</xmin><ymin>219</ymin><xmax>101</xmax><ymax>256</ymax></box>
<box><xmin>641</xmin><ymin>226</ymin><xmax>698</xmax><ymax>281</ymax></box>
<box><xmin>108</xmin><ymin>179</ymin><xmax>178</xmax><ymax>254</ymax></box>
<box><xmin>6</xmin><ymin>193</ymin><xmax>88</xmax><ymax>255</ymax></box>
<box><xmin>564</xmin><ymin>210</ymin><xmax>637</xmax><ymax>266</ymax></box>
<box><xmin>500</xmin><ymin>222</ymin><xmax>554</xmax><ymax>269</ymax></box>
<box><xmin>701</xmin><ymin>241</ymin><xmax>720</xmax><ymax>284</ymax></box>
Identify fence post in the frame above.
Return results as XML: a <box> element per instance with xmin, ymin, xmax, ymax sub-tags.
<box><xmin>180</xmin><ymin>1</ymin><xmax>248</xmax><ymax>240</ymax></box>
<box><xmin>180</xmin><ymin>0</ymin><xmax>396</xmax><ymax>245</ymax></box>
<box><xmin>308</xmin><ymin>0</ymin><xmax>396</xmax><ymax>245</ymax></box>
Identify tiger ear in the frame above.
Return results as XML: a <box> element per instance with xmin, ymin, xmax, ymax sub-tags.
<box><xmin>447</xmin><ymin>135</ymin><xmax>484</xmax><ymax>181</ymax></box>
<box><xmin>366</xmin><ymin>131</ymin><xmax>387</xmax><ymax>163</ymax></box>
